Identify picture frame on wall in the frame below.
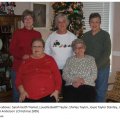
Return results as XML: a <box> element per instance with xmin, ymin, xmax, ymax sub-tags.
<box><xmin>31</xmin><ymin>2</ymin><xmax>49</xmax><ymax>28</ymax></box>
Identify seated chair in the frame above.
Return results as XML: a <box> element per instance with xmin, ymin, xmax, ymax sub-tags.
<box><xmin>106</xmin><ymin>71</ymin><xmax>120</xmax><ymax>102</ymax></box>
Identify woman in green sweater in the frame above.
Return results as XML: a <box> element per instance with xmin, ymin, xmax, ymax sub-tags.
<box><xmin>82</xmin><ymin>13</ymin><xmax>111</xmax><ymax>102</ymax></box>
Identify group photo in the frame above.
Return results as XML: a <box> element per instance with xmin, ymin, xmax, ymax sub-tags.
<box><xmin>0</xmin><ymin>2</ymin><xmax>120</xmax><ymax>103</ymax></box>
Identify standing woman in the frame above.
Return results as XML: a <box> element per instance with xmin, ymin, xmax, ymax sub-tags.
<box><xmin>62</xmin><ymin>39</ymin><xmax>97</xmax><ymax>102</ymax></box>
<box><xmin>82</xmin><ymin>13</ymin><xmax>111</xmax><ymax>102</ymax></box>
<box><xmin>9</xmin><ymin>9</ymin><xmax>42</xmax><ymax>102</ymax></box>
<box><xmin>45</xmin><ymin>13</ymin><xmax>77</xmax><ymax>93</ymax></box>
<box><xmin>16</xmin><ymin>38</ymin><xmax>62</xmax><ymax>102</ymax></box>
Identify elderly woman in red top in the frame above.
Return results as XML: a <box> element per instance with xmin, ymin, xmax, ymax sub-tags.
<box><xmin>16</xmin><ymin>38</ymin><xmax>62</xmax><ymax>102</ymax></box>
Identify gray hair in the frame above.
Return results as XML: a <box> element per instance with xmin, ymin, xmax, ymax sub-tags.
<box><xmin>55</xmin><ymin>13</ymin><xmax>69</xmax><ymax>28</ymax></box>
<box><xmin>72</xmin><ymin>38</ymin><xmax>86</xmax><ymax>51</ymax></box>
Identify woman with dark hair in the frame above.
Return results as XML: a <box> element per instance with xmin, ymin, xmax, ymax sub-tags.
<box><xmin>9</xmin><ymin>9</ymin><xmax>42</xmax><ymax>102</ymax></box>
<box><xmin>82</xmin><ymin>13</ymin><xmax>111</xmax><ymax>102</ymax></box>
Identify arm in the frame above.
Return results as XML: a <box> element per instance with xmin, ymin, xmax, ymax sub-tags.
<box><xmin>97</xmin><ymin>33</ymin><xmax>111</xmax><ymax>68</ymax></box>
<box><xmin>62</xmin><ymin>58</ymin><xmax>77</xmax><ymax>83</ymax></box>
<box><xmin>9</xmin><ymin>31</ymin><xmax>24</xmax><ymax>60</ymax></box>
<box><xmin>72</xmin><ymin>78</ymin><xmax>85</xmax><ymax>88</ymax></box>
<box><xmin>45</xmin><ymin>35</ymin><xmax>52</xmax><ymax>55</ymax></box>
<box><xmin>49</xmin><ymin>57</ymin><xmax>62</xmax><ymax>101</ymax></box>
<box><xmin>15</xmin><ymin>61</ymin><xmax>29</xmax><ymax>102</ymax></box>
<box><xmin>15</xmin><ymin>61</ymin><xmax>25</xmax><ymax>88</ymax></box>
<box><xmin>50</xmin><ymin>57</ymin><xmax>62</xmax><ymax>91</ymax></box>
<box><xmin>84</xmin><ymin>57</ymin><xmax>97</xmax><ymax>84</ymax></box>
<box><xmin>18</xmin><ymin>85</ymin><xmax>29</xmax><ymax>102</ymax></box>
<box><xmin>50</xmin><ymin>90</ymin><xmax>59</xmax><ymax>102</ymax></box>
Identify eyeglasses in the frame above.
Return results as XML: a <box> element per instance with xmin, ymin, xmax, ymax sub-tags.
<box><xmin>32</xmin><ymin>46</ymin><xmax>43</xmax><ymax>48</ymax></box>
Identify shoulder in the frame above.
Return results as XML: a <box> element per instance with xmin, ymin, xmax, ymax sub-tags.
<box><xmin>23</xmin><ymin>58</ymin><xmax>32</xmax><ymax>64</ymax></box>
<box><xmin>15</xmin><ymin>28</ymin><xmax>28</xmax><ymax>32</ymax></box>
<box><xmin>14</xmin><ymin>28</ymin><xmax>39</xmax><ymax>34</ymax></box>
<box><xmin>13</xmin><ymin>28</ymin><xmax>23</xmax><ymax>34</ymax></box>
<box><xmin>66</xmin><ymin>56</ymin><xmax>75</xmax><ymax>62</ymax></box>
<box><xmin>32</xmin><ymin>29</ymin><xmax>41</xmax><ymax>36</ymax></box>
<box><xmin>67</xmin><ymin>31</ymin><xmax>77</xmax><ymax>38</ymax></box>
<box><xmin>85</xmin><ymin>55</ymin><xmax>95</xmax><ymax>61</ymax></box>
<box><xmin>48</xmin><ymin>31</ymin><xmax>57</xmax><ymax>37</ymax></box>
<box><xmin>44</xmin><ymin>54</ymin><xmax>55</xmax><ymax>62</ymax></box>
<box><xmin>83</xmin><ymin>31</ymin><xmax>91</xmax><ymax>36</ymax></box>
<box><xmin>82</xmin><ymin>31</ymin><xmax>91</xmax><ymax>40</ymax></box>
<box><xmin>12</xmin><ymin>28</ymin><xmax>28</xmax><ymax>39</ymax></box>
<box><xmin>100</xmin><ymin>29</ymin><xmax>110</xmax><ymax>36</ymax></box>
<box><xmin>19</xmin><ymin>58</ymin><xmax>32</xmax><ymax>68</ymax></box>
<box><xmin>46</xmin><ymin>31</ymin><xmax>57</xmax><ymax>40</ymax></box>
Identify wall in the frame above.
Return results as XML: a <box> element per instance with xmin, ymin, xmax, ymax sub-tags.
<box><xmin>111</xmin><ymin>3</ymin><xmax>120</xmax><ymax>72</ymax></box>
<box><xmin>108</xmin><ymin>2</ymin><xmax>120</xmax><ymax>83</ymax></box>
<box><xmin>14</xmin><ymin>2</ymin><xmax>31</xmax><ymax>15</ymax></box>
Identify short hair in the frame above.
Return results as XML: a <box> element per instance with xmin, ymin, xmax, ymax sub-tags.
<box><xmin>72</xmin><ymin>38</ymin><xmax>86</xmax><ymax>51</ymax></box>
<box><xmin>22</xmin><ymin>9</ymin><xmax>35</xmax><ymax>22</ymax></box>
<box><xmin>89</xmin><ymin>13</ymin><xmax>101</xmax><ymax>23</ymax></box>
<box><xmin>31</xmin><ymin>38</ymin><xmax>45</xmax><ymax>48</ymax></box>
<box><xmin>55</xmin><ymin>13</ymin><xmax>69</xmax><ymax>27</ymax></box>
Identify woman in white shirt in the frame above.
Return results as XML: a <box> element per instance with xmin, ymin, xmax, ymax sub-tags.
<box><xmin>45</xmin><ymin>13</ymin><xmax>77</xmax><ymax>94</ymax></box>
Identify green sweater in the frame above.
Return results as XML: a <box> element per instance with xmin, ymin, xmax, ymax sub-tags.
<box><xmin>82</xmin><ymin>29</ymin><xmax>111</xmax><ymax>69</ymax></box>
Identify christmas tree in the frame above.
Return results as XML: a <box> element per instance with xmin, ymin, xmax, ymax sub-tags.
<box><xmin>0</xmin><ymin>2</ymin><xmax>16</xmax><ymax>15</ymax></box>
<box><xmin>51</xmin><ymin>2</ymin><xmax>85</xmax><ymax>38</ymax></box>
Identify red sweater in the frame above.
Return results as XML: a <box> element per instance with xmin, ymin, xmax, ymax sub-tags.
<box><xmin>9</xmin><ymin>27</ymin><xmax>42</xmax><ymax>71</ymax></box>
<box><xmin>16</xmin><ymin>54</ymin><xmax>62</xmax><ymax>100</ymax></box>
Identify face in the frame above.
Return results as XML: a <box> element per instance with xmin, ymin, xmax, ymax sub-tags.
<box><xmin>32</xmin><ymin>41</ymin><xmax>44</xmax><ymax>58</ymax></box>
<box><xmin>24</xmin><ymin>15</ymin><xmax>33</xmax><ymax>29</ymax></box>
<box><xmin>74</xmin><ymin>43</ymin><xmax>85</xmax><ymax>57</ymax></box>
<box><xmin>89</xmin><ymin>17</ymin><xmax>101</xmax><ymax>32</ymax></box>
<box><xmin>57</xmin><ymin>17</ymin><xmax>67</xmax><ymax>33</ymax></box>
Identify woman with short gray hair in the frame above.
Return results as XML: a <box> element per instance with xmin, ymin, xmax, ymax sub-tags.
<box><xmin>55</xmin><ymin>13</ymin><xmax>69</xmax><ymax>28</ymax></box>
<box><xmin>72</xmin><ymin>38</ymin><xmax>86</xmax><ymax>51</ymax></box>
<box><xmin>45</xmin><ymin>13</ymin><xmax>77</xmax><ymax>95</ymax></box>
<box><xmin>62</xmin><ymin>38</ymin><xmax>97</xmax><ymax>102</ymax></box>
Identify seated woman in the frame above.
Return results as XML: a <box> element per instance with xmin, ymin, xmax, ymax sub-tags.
<box><xmin>16</xmin><ymin>38</ymin><xmax>62</xmax><ymax>102</ymax></box>
<box><xmin>62</xmin><ymin>38</ymin><xmax>97</xmax><ymax>102</ymax></box>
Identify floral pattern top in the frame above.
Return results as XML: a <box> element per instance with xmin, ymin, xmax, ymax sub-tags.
<box><xmin>62</xmin><ymin>55</ymin><xmax>97</xmax><ymax>86</ymax></box>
